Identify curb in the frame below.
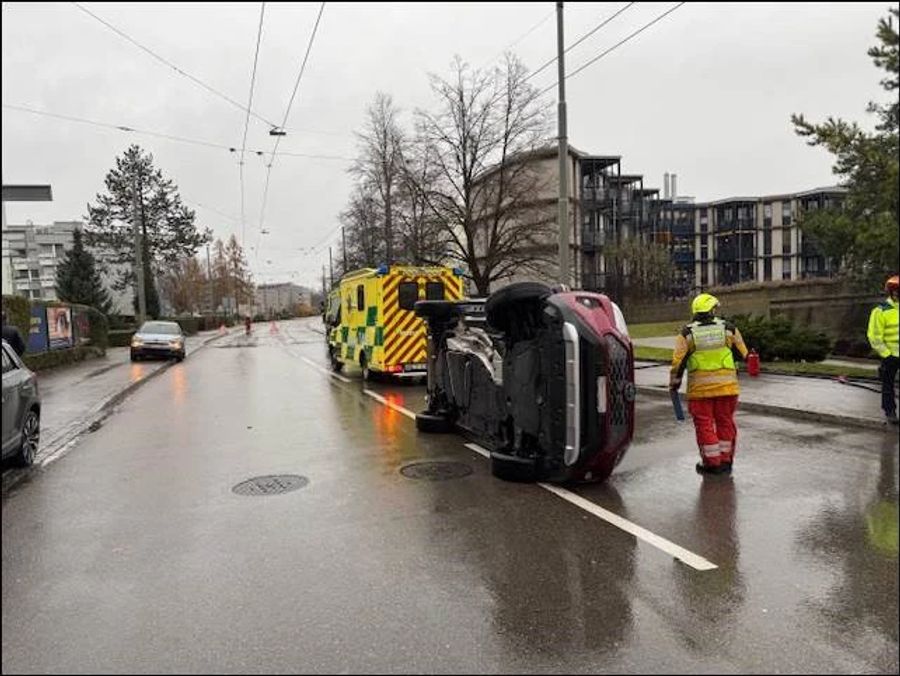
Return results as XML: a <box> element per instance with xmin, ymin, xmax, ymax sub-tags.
<box><xmin>636</xmin><ymin>385</ymin><xmax>891</xmax><ymax>432</ymax></box>
<box><xmin>2</xmin><ymin>330</ymin><xmax>233</xmax><ymax>494</ymax></box>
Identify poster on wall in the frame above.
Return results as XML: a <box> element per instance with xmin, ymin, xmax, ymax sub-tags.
<box><xmin>47</xmin><ymin>306</ymin><xmax>73</xmax><ymax>350</ymax></box>
<box><xmin>26</xmin><ymin>305</ymin><xmax>49</xmax><ymax>353</ymax></box>
<box><xmin>73</xmin><ymin>306</ymin><xmax>91</xmax><ymax>345</ymax></box>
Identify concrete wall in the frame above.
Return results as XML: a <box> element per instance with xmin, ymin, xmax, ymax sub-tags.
<box><xmin>623</xmin><ymin>278</ymin><xmax>880</xmax><ymax>339</ymax></box>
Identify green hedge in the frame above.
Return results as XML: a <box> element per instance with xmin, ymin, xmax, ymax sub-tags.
<box><xmin>161</xmin><ymin>316</ymin><xmax>200</xmax><ymax>335</ymax></box>
<box><xmin>108</xmin><ymin>329</ymin><xmax>136</xmax><ymax>347</ymax></box>
<box><xmin>23</xmin><ymin>346</ymin><xmax>105</xmax><ymax>372</ymax></box>
<box><xmin>2</xmin><ymin>294</ymin><xmax>31</xmax><ymax>339</ymax></box>
<box><xmin>730</xmin><ymin>314</ymin><xmax>831</xmax><ymax>362</ymax></box>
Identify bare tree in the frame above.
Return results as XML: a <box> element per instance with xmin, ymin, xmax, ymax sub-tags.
<box><xmin>340</xmin><ymin>182</ymin><xmax>384</xmax><ymax>271</ymax></box>
<box><xmin>351</xmin><ymin>92</ymin><xmax>406</xmax><ymax>263</ymax></box>
<box><xmin>159</xmin><ymin>256</ymin><xmax>207</xmax><ymax>314</ymax></box>
<box><xmin>415</xmin><ymin>55</ymin><xmax>553</xmax><ymax>295</ymax></box>
<box><xmin>395</xmin><ymin>138</ymin><xmax>449</xmax><ymax>265</ymax></box>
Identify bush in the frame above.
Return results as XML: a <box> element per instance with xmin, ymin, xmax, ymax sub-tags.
<box><xmin>108</xmin><ymin>329</ymin><xmax>136</xmax><ymax>347</ymax></box>
<box><xmin>832</xmin><ymin>337</ymin><xmax>876</xmax><ymax>359</ymax></box>
<box><xmin>2</xmin><ymin>294</ymin><xmax>31</xmax><ymax>339</ymax></box>
<box><xmin>23</xmin><ymin>346</ymin><xmax>104</xmax><ymax>372</ymax></box>
<box><xmin>729</xmin><ymin>314</ymin><xmax>831</xmax><ymax>362</ymax></box>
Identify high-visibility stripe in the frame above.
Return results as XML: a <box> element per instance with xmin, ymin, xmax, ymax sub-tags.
<box><xmin>386</xmin><ymin>309</ymin><xmax>418</xmax><ymax>338</ymax></box>
<box><xmin>386</xmin><ymin>330</ymin><xmax>421</xmax><ymax>364</ymax></box>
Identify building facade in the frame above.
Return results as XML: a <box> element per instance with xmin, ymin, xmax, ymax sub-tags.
<box><xmin>254</xmin><ymin>282</ymin><xmax>310</xmax><ymax>317</ymax></box>
<box><xmin>2</xmin><ymin>220</ymin><xmax>79</xmax><ymax>301</ymax></box>
<box><xmin>473</xmin><ymin>143</ymin><xmax>843</xmax><ymax>299</ymax></box>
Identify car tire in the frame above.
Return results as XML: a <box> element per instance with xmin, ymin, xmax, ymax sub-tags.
<box><xmin>490</xmin><ymin>451</ymin><xmax>538</xmax><ymax>483</ymax></box>
<box><xmin>130</xmin><ymin>352</ymin><xmax>140</xmax><ymax>362</ymax></box>
<box><xmin>485</xmin><ymin>282</ymin><xmax>552</xmax><ymax>333</ymax></box>
<box><xmin>415</xmin><ymin>411</ymin><xmax>454</xmax><ymax>433</ymax></box>
<box><xmin>176</xmin><ymin>352</ymin><xmax>185</xmax><ymax>362</ymax></box>
<box><xmin>17</xmin><ymin>408</ymin><xmax>40</xmax><ymax>467</ymax></box>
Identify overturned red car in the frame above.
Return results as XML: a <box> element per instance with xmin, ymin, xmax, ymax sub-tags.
<box><xmin>414</xmin><ymin>282</ymin><xmax>635</xmax><ymax>483</ymax></box>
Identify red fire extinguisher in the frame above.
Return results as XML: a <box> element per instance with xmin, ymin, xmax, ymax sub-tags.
<box><xmin>747</xmin><ymin>349</ymin><xmax>760</xmax><ymax>377</ymax></box>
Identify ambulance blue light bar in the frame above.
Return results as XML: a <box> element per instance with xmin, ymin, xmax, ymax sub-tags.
<box><xmin>376</xmin><ymin>265</ymin><xmax>390</xmax><ymax>275</ymax></box>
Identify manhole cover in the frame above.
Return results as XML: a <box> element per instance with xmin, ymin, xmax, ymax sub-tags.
<box><xmin>400</xmin><ymin>461</ymin><xmax>473</xmax><ymax>481</ymax></box>
<box><xmin>232</xmin><ymin>475</ymin><xmax>308</xmax><ymax>496</ymax></box>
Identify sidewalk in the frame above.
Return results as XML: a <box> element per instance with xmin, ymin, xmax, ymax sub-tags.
<box><xmin>635</xmin><ymin>361</ymin><xmax>894</xmax><ymax>430</ymax></box>
<box><xmin>32</xmin><ymin>327</ymin><xmax>232</xmax><ymax>468</ymax></box>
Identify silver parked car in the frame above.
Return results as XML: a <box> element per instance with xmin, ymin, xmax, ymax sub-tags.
<box><xmin>1</xmin><ymin>339</ymin><xmax>41</xmax><ymax>466</ymax></box>
<box><xmin>130</xmin><ymin>321</ymin><xmax>186</xmax><ymax>362</ymax></box>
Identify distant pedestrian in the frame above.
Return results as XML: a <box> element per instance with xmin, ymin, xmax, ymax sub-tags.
<box><xmin>670</xmin><ymin>293</ymin><xmax>749</xmax><ymax>474</ymax></box>
<box><xmin>1</xmin><ymin>310</ymin><xmax>27</xmax><ymax>357</ymax></box>
<box><xmin>867</xmin><ymin>275</ymin><xmax>899</xmax><ymax>425</ymax></box>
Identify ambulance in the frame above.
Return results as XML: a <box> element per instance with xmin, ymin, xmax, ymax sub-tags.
<box><xmin>325</xmin><ymin>265</ymin><xmax>464</xmax><ymax>379</ymax></box>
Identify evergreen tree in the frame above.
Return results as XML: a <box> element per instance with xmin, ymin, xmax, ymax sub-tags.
<box><xmin>85</xmin><ymin>144</ymin><xmax>210</xmax><ymax>318</ymax></box>
<box><xmin>56</xmin><ymin>229</ymin><xmax>112</xmax><ymax>314</ymax></box>
<box><xmin>791</xmin><ymin>7</ymin><xmax>899</xmax><ymax>282</ymax></box>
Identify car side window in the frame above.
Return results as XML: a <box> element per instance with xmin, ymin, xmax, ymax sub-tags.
<box><xmin>357</xmin><ymin>285</ymin><xmax>365</xmax><ymax>312</ymax></box>
<box><xmin>2</xmin><ymin>347</ymin><xmax>16</xmax><ymax>374</ymax></box>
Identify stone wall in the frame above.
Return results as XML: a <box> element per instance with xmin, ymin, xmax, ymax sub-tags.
<box><xmin>623</xmin><ymin>278</ymin><xmax>881</xmax><ymax>340</ymax></box>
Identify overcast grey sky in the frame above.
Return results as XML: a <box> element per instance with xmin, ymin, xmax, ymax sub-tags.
<box><xmin>2</xmin><ymin>2</ymin><xmax>891</xmax><ymax>289</ymax></box>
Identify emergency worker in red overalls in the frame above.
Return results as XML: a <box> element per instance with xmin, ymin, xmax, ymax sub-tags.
<box><xmin>670</xmin><ymin>293</ymin><xmax>749</xmax><ymax>474</ymax></box>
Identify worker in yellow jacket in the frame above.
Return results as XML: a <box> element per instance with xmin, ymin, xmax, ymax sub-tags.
<box><xmin>867</xmin><ymin>275</ymin><xmax>899</xmax><ymax>425</ymax></box>
<box><xmin>670</xmin><ymin>293</ymin><xmax>749</xmax><ymax>474</ymax></box>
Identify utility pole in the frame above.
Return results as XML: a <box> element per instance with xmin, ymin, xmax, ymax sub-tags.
<box><xmin>132</xmin><ymin>179</ymin><xmax>147</xmax><ymax>323</ymax></box>
<box><xmin>329</xmin><ymin>246</ymin><xmax>334</xmax><ymax>287</ymax></box>
<box><xmin>341</xmin><ymin>226</ymin><xmax>347</xmax><ymax>272</ymax></box>
<box><xmin>556</xmin><ymin>1</ymin><xmax>570</xmax><ymax>288</ymax></box>
<box><xmin>206</xmin><ymin>244</ymin><xmax>213</xmax><ymax>315</ymax></box>
<box><xmin>322</xmin><ymin>265</ymin><xmax>326</xmax><ymax>294</ymax></box>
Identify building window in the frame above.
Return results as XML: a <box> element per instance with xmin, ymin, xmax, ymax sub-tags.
<box><xmin>781</xmin><ymin>201</ymin><xmax>792</xmax><ymax>226</ymax></box>
<box><xmin>763</xmin><ymin>203</ymin><xmax>772</xmax><ymax>228</ymax></box>
<box><xmin>700</xmin><ymin>243</ymin><xmax>709</xmax><ymax>261</ymax></box>
<box><xmin>701</xmin><ymin>266</ymin><xmax>709</xmax><ymax>286</ymax></box>
<box><xmin>764</xmin><ymin>230</ymin><xmax>772</xmax><ymax>255</ymax></box>
<box><xmin>764</xmin><ymin>258</ymin><xmax>772</xmax><ymax>281</ymax></box>
<box><xmin>699</xmin><ymin>215</ymin><xmax>708</xmax><ymax>233</ymax></box>
<box><xmin>782</xmin><ymin>231</ymin><xmax>792</xmax><ymax>255</ymax></box>
<box><xmin>782</xmin><ymin>258</ymin><xmax>791</xmax><ymax>280</ymax></box>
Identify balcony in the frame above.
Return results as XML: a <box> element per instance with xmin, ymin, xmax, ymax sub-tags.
<box><xmin>672</xmin><ymin>251</ymin><xmax>695</xmax><ymax>266</ymax></box>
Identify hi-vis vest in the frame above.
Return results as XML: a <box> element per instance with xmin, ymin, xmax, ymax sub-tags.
<box><xmin>686</xmin><ymin>319</ymin><xmax>735</xmax><ymax>373</ymax></box>
<box><xmin>868</xmin><ymin>299</ymin><xmax>899</xmax><ymax>359</ymax></box>
<box><xmin>671</xmin><ymin>317</ymin><xmax>747</xmax><ymax>399</ymax></box>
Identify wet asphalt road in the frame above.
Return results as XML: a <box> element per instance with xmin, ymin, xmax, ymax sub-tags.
<box><xmin>2</xmin><ymin>318</ymin><xmax>897</xmax><ymax>674</ymax></box>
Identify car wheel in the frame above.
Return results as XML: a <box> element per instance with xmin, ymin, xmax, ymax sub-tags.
<box><xmin>176</xmin><ymin>352</ymin><xmax>185</xmax><ymax>362</ymax></box>
<box><xmin>17</xmin><ymin>409</ymin><xmax>40</xmax><ymax>467</ymax></box>
<box><xmin>490</xmin><ymin>452</ymin><xmax>538</xmax><ymax>483</ymax></box>
<box><xmin>130</xmin><ymin>352</ymin><xmax>140</xmax><ymax>362</ymax></box>
<box><xmin>415</xmin><ymin>412</ymin><xmax>453</xmax><ymax>433</ymax></box>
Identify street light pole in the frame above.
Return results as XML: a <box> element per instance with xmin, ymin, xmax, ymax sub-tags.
<box><xmin>556</xmin><ymin>1</ymin><xmax>570</xmax><ymax>288</ymax></box>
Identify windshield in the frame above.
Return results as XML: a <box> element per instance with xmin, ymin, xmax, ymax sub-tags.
<box><xmin>139</xmin><ymin>322</ymin><xmax>181</xmax><ymax>335</ymax></box>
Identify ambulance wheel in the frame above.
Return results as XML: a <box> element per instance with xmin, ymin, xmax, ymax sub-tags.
<box><xmin>415</xmin><ymin>412</ymin><xmax>453</xmax><ymax>434</ymax></box>
<box><xmin>360</xmin><ymin>354</ymin><xmax>375</xmax><ymax>382</ymax></box>
<box><xmin>329</xmin><ymin>347</ymin><xmax>344</xmax><ymax>373</ymax></box>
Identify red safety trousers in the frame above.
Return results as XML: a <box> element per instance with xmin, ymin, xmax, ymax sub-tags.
<box><xmin>687</xmin><ymin>395</ymin><xmax>739</xmax><ymax>469</ymax></box>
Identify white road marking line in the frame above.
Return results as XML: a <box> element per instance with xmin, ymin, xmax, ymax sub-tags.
<box><xmin>300</xmin><ymin>356</ymin><xmax>352</xmax><ymax>383</ymax></box>
<box><xmin>464</xmin><ymin>442</ymin><xmax>718</xmax><ymax>572</ymax></box>
<box><xmin>362</xmin><ymin>389</ymin><xmax>417</xmax><ymax>420</ymax></box>
<box><xmin>464</xmin><ymin>442</ymin><xmax>490</xmax><ymax>458</ymax></box>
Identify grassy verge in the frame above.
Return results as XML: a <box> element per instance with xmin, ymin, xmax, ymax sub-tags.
<box><xmin>628</xmin><ymin>321</ymin><xmax>684</xmax><ymax>339</ymax></box>
<box><xmin>633</xmin><ymin>345</ymin><xmax>879</xmax><ymax>380</ymax></box>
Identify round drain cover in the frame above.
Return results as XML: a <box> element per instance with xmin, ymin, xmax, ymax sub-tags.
<box><xmin>232</xmin><ymin>475</ymin><xmax>308</xmax><ymax>496</ymax></box>
<box><xmin>400</xmin><ymin>461</ymin><xmax>473</xmax><ymax>481</ymax></box>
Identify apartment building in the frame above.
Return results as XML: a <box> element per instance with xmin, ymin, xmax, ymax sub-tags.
<box><xmin>471</xmin><ymin>142</ymin><xmax>843</xmax><ymax>299</ymax></box>
<box><xmin>255</xmin><ymin>282</ymin><xmax>310</xmax><ymax>316</ymax></box>
<box><xmin>1</xmin><ymin>220</ymin><xmax>79</xmax><ymax>301</ymax></box>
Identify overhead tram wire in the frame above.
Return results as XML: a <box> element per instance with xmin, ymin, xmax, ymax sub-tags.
<box><xmin>536</xmin><ymin>2</ymin><xmax>687</xmax><ymax>98</ymax></box>
<box><xmin>254</xmin><ymin>1</ymin><xmax>326</xmax><ymax>264</ymax></box>
<box><xmin>525</xmin><ymin>1</ymin><xmax>637</xmax><ymax>82</ymax></box>
<box><xmin>1</xmin><ymin>104</ymin><xmax>353</xmax><ymax>161</ymax></box>
<box><xmin>240</xmin><ymin>3</ymin><xmax>267</xmax><ymax>249</ymax></box>
<box><xmin>71</xmin><ymin>1</ymin><xmax>280</xmax><ymax>130</ymax></box>
<box><xmin>479</xmin><ymin>8</ymin><xmax>555</xmax><ymax>69</ymax></box>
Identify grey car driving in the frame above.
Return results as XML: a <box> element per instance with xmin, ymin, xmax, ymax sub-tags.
<box><xmin>130</xmin><ymin>321</ymin><xmax>186</xmax><ymax>362</ymax></box>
